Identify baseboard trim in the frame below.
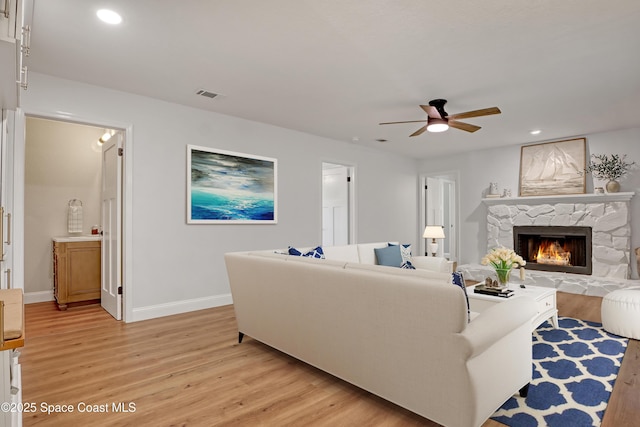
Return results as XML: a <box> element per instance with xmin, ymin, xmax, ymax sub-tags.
<box><xmin>130</xmin><ymin>294</ymin><xmax>233</xmax><ymax>322</ymax></box>
<box><xmin>24</xmin><ymin>290</ymin><xmax>55</xmax><ymax>304</ymax></box>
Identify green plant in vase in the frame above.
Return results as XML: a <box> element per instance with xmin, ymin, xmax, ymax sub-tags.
<box><xmin>583</xmin><ymin>154</ymin><xmax>636</xmax><ymax>193</ymax></box>
<box><xmin>481</xmin><ymin>247</ymin><xmax>526</xmax><ymax>288</ymax></box>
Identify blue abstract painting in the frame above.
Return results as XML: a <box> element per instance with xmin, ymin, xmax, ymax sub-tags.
<box><xmin>187</xmin><ymin>145</ymin><xmax>277</xmax><ymax>223</ymax></box>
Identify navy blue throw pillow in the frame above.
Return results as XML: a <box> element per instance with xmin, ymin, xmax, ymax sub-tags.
<box><xmin>288</xmin><ymin>246</ymin><xmax>325</xmax><ymax>259</ymax></box>
<box><xmin>451</xmin><ymin>271</ymin><xmax>471</xmax><ymax>323</ymax></box>
<box><xmin>401</xmin><ymin>260</ymin><xmax>416</xmax><ymax>269</ymax></box>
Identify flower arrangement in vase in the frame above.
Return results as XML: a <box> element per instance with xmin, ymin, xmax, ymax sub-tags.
<box><xmin>583</xmin><ymin>154</ymin><xmax>636</xmax><ymax>193</ymax></box>
<box><xmin>481</xmin><ymin>247</ymin><xmax>526</xmax><ymax>288</ymax></box>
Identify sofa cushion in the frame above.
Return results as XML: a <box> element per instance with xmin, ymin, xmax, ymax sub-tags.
<box><xmin>285</xmin><ymin>256</ymin><xmax>348</xmax><ymax>268</ymax></box>
<box><xmin>346</xmin><ymin>262</ymin><xmax>452</xmax><ymax>284</ymax></box>
<box><xmin>288</xmin><ymin>246</ymin><xmax>325</xmax><ymax>258</ymax></box>
<box><xmin>411</xmin><ymin>256</ymin><xmax>452</xmax><ymax>273</ymax></box>
<box><xmin>322</xmin><ymin>244</ymin><xmax>360</xmax><ymax>263</ymax></box>
<box><xmin>357</xmin><ymin>242</ymin><xmax>393</xmax><ymax>265</ymax></box>
<box><xmin>374</xmin><ymin>245</ymin><xmax>403</xmax><ymax>267</ymax></box>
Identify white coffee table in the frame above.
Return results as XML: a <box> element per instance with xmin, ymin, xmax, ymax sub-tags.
<box><xmin>467</xmin><ymin>284</ymin><xmax>558</xmax><ymax>330</ymax></box>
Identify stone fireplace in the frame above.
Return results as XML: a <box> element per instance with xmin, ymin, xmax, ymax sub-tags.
<box><xmin>484</xmin><ymin>192</ymin><xmax>633</xmax><ymax>279</ymax></box>
<box><xmin>457</xmin><ymin>192</ymin><xmax>637</xmax><ymax>296</ymax></box>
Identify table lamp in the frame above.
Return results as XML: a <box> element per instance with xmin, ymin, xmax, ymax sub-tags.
<box><xmin>423</xmin><ymin>225</ymin><xmax>445</xmax><ymax>257</ymax></box>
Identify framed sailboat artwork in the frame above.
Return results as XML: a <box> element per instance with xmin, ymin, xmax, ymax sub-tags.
<box><xmin>519</xmin><ymin>138</ymin><xmax>586</xmax><ymax>196</ymax></box>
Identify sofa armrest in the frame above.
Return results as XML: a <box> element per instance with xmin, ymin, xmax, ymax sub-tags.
<box><xmin>411</xmin><ymin>255</ymin><xmax>453</xmax><ymax>273</ymax></box>
<box><xmin>460</xmin><ymin>296</ymin><xmax>538</xmax><ymax>358</ymax></box>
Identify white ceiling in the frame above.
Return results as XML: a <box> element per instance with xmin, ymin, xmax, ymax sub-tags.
<box><xmin>26</xmin><ymin>0</ymin><xmax>640</xmax><ymax>159</ymax></box>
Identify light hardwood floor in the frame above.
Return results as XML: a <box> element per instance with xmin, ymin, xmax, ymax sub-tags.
<box><xmin>19</xmin><ymin>293</ymin><xmax>640</xmax><ymax>426</ymax></box>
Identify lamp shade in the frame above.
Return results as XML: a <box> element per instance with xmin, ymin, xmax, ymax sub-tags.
<box><xmin>423</xmin><ymin>225</ymin><xmax>445</xmax><ymax>239</ymax></box>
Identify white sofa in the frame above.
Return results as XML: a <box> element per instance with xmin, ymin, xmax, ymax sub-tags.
<box><xmin>225</xmin><ymin>245</ymin><xmax>538</xmax><ymax>427</ymax></box>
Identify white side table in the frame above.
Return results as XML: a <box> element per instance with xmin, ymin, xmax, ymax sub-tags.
<box><xmin>467</xmin><ymin>284</ymin><xmax>559</xmax><ymax>330</ymax></box>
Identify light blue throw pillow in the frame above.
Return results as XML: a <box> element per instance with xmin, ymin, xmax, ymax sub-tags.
<box><xmin>374</xmin><ymin>245</ymin><xmax>403</xmax><ymax>267</ymax></box>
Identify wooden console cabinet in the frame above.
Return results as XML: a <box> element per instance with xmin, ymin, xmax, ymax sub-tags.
<box><xmin>52</xmin><ymin>238</ymin><xmax>101</xmax><ymax>310</ymax></box>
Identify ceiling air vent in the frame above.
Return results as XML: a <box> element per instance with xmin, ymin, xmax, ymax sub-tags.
<box><xmin>195</xmin><ymin>89</ymin><xmax>219</xmax><ymax>99</ymax></box>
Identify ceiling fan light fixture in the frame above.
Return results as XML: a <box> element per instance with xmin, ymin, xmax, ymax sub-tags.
<box><xmin>426</xmin><ymin>118</ymin><xmax>449</xmax><ymax>133</ymax></box>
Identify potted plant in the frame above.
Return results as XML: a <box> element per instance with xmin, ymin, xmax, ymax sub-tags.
<box><xmin>583</xmin><ymin>154</ymin><xmax>636</xmax><ymax>193</ymax></box>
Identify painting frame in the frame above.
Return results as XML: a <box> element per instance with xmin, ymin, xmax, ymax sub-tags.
<box><xmin>518</xmin><ymin>138</ymin><xmax>586</xmax><ymax>197</ymax></box>
<box><xmin>187</xmin><ymin>145</ymin><xmax>278</xmax><ymax>224</ymax></box>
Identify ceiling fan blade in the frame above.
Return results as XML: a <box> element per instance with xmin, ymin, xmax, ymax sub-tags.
<box><xmin>447</xmin><ymin>107</ymin><xmax>501</xmax><ymax>120</ymax></box>
<box><xmin>379</xmin><ymin>120</ymin><xmax>427</xmax><ymax>125</ymax></box>
<box><xmin>420</xmin><ymin>105</ymin><xmax>441</xmax><ymax>118</ymax></box>
<box><xmin>410</xmin><ymin>125</ymin><xmax>428</xmax><ymax>137</ymax></box>
<box><xmin>449</xmin><ymin>120</ymin><xmax>481</xmax><ymax>133</ymax></box>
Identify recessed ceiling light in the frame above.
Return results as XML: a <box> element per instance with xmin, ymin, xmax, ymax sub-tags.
<box><xmin>530</xmin><ymin>129</ymin><xmax>541</xmax><ymax>135</ymax></box>
<box><xmin>97</xmin><ymin>9</ymin><xmax>122</xmax><ymax>25</ymax></box>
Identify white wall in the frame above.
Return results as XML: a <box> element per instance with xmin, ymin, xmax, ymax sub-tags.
<box><xmin>419</xmin><ymin>128</ymin><xmax>640</xmax><ymax>278</ymax></box>
<box><xmin>24</xmin><ymin>117</ymin><xmax>102</xmax><ymax>294</ymax></box>
<box><xmin>21</xmin><ymin>73</ymin><xmax>419</xmax><ymax>320</ymax></box>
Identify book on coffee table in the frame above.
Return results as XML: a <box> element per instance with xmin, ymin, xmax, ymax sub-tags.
<box><xmin>473</xmin><ymin>285</ymin><xmax>514</xmax><ymax>298</ymax></box>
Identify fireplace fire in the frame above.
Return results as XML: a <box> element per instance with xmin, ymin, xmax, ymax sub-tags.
<box><xmin>513</xmin><ymin>226</ymin><xmax>592</xmax><ymax>275</ymax></box>
<box><xmin>534</xmin><ymin>240</ymin><xmax>571</xmax><ymax>266</ymax></box>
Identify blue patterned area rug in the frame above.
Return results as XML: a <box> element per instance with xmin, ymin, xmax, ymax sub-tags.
<box><xmin>492</xmin><ymin>317</ymin><xmax>628</xmax><ymax>427</ymax></box>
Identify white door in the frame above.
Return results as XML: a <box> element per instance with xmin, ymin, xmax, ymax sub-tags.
<box><xmin>0</xmin><ymin>109</ymin><xmax>16</xmax><ymax>290</ymax></box>
<box><xmin>101</xmin><ymin>132</ymin><xmax>122</xmax><ymax>320</ymax></box>
<box><xmin>424</xmin><ymin>176</ymin><xmax>457</xmax><ymax>261</ymax></box>
<box><xmin>0</xmin><ymin>110</ymin><xmax>10</xmax><ymax>289</ymax></box>
<box><xmin>322</xmin><ymin>163</ymin><xmax>351</xmax><ymax>246</ymax></box>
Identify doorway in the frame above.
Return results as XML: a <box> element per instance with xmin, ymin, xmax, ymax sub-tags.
<box><xmin>421</xmin><ymin>172</ymin><xmax>459</xmax><ymax>261</ymax></box>
<box><xmin>23</xmin><ymin>116</ymin><xmax>123</xmax><ymax>319</ymax></box>
<box><xmin>322</xmin><ymin>162</ymin><xmax>355</xmax><ymax>246</ymax></box>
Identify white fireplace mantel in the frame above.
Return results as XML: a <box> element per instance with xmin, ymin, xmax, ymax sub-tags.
<box><xmin>482</xmin><ymin>192</ymin><xmax>634</xmax><ymax>205</ymax></box>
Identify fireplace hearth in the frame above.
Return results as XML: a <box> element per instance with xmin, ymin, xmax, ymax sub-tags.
<box><xmin>514</xmin><ymin>226</ymin><xmax>592</xmax><ymax>275</ymax></box>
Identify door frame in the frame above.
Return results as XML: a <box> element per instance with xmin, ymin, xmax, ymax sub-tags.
<box><xmin>419</xmin><ymin>170</ymin><xmax>460</xmax><ymax>261</ymax></box>
<box><xmin>13</xmin><ymin>107</ymin><xmax>133</xmax><ymax>322</ymax></box>
<box><xmin>321</xmin><ymin>161</ymin><xmax>356</xmax><ymax>245</ymax></box>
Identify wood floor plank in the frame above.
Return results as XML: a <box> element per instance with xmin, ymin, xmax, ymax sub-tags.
<box><xmin>18</xmin><ymin>295</ymin><xmax>640</xmax><ymax>426</ymax></box>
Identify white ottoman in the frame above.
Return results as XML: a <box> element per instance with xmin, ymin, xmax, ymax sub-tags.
<box><xmin>601</xmin><ymin>289</ymin><xmax>640</xmax><ymax>340</ymax></box>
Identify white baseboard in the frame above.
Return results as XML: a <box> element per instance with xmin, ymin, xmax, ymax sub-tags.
<box><xmin>130</xmin><ymin>293</ymin><xmax>233</xmax><ymax>322</ymax></box>
<box><xmin>24</xmin><ymin>290</ymin><xmax>55</xmax><ymax>304</ymax></box>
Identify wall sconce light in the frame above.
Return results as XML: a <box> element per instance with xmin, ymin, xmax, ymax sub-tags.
<box><xmin>423</xmin><ymin>225</ymin><xmax>445</xmax><ymax>256</ymax></box>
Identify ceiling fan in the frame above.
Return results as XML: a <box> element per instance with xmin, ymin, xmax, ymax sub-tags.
<box><xmin>379</xmin><ymin>99</ymin><xmax>501</xmax><ymax>137</ymax></box>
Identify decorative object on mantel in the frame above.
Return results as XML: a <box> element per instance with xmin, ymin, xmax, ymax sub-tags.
<box><xmin>481</xmin><ymin>247</ymin><xmax>526</xmax><ymax>288</ymax></box>
<box><xmin>636</xmin><ymin>248</ymin><xmax>640</xmax><ymax>277</ymax></box>
<box><xmin>519</xmin><ymin>138</ymin><xmax>586</xmax><ymax>197</ymax></box>
<box><xmin>582</xmin><ymin>153</ymin><xmax>637</xmax><ymax>193</ymax></box>
<box><xmin>502</xmin><ymin>188</ymin><xmax>512</xmax><ymax>198</ymax></box>
<box><xmin>594</xmin><ymin>186</ymin><xmax>604</xmax><ymax>194</ymax></box>
<box><xmin>485</xmin><ymin>182</ymin><xmax>501</xmax><ymax>198</ymax></box>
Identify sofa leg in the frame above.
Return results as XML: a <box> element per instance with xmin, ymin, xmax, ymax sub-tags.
<box><xmin>238</xmin><ymin>332</ymin><xmax>245</xmax><ymax>343</ymax></box>
<box><xmin>519</xmin><ymin>383</ymin><xmax>530</xmax><ymax>398</ymax></box>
